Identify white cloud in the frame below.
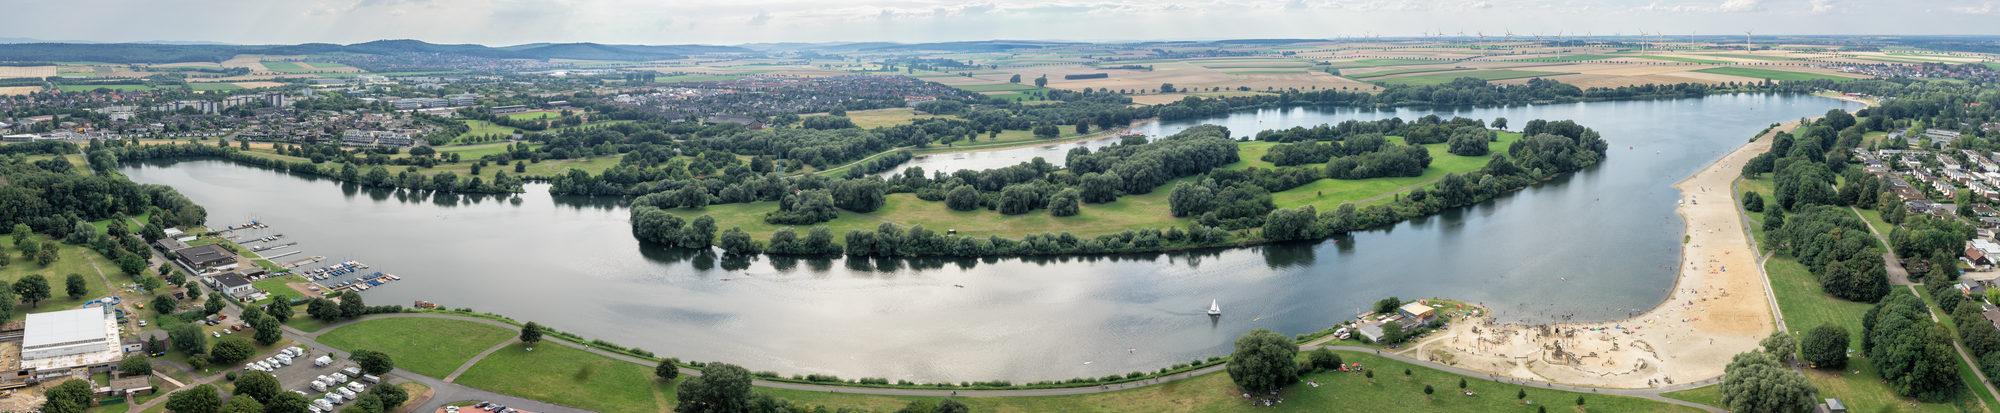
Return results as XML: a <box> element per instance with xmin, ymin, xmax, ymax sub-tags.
<box><xmin>747</xmin><ymin>9</ymin><xmax>772</xmax><ymax>26</ymax></box>
<box><xmin>1718</xmin><ymin>0</ymin><xmax>1759</xmax><ymax>11</ymax></box>
<box><xmin>1809</xmin><ymin>0</ymin><xmax>1836</xmax><ymax>13</ymax></box>
<box><xmin>1951</xmin><ymin>2</ymin><xmax>1998</xmax><ymax>14</ymax></box>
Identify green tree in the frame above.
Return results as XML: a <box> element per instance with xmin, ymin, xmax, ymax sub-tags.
<box><xmin>251</xmin><ymin>313</ymin><xmax>283</xmax><ymax>345</ymax></box>
<box><xmin>1033</xmin><ymin>75</ymin><xmax>1047</xmax><ymax>87</ymax></box>
<box><xmin>339</xmin><ymin>293</ymin><xmax>365</xmax><ymax>318</ymax></box>
<box><xmin>1225</xmin><ymin>329</ymin><xmax>1298</xmax><ymax>392</ymax></box>
<box><xmin>1719</xmin><ymin>351</ymin><xmax>1816</xmax><ymax>413</ymax></box>
<box><xmin>233</xmin><ymin>370</ymin><xmax>281</xmax><ymax>403</ymax></box>
<box><xmin>265</xmin><ymin>300</ymin><xmax>294</xmax><ymax>323</ymax></box>
<box><xmin>209</xmin><ymin>337</ymin><xmax>254</xmax><ymax>364</ymax></box>
<box><xmin>1047</xmin><ymin>189</ymin><xmax>1081</xmax><ymax>217</ymax></box>
<box><xmin>204</xmin><ymin>294</ymin><xmax>225</xmax><ymax>315</ymax></box>
<box><xmin>63</xmin><ymin>273</ymin><xmax>87</xmax><ymax>299</ymax></box>
<box><xmin>1761</xmin><ymin>330</ymin><xmax>1798</xmax><ymax>362</ymax></box>
<box><xmin>15</xmin><ymin>274</ymin><xmax>50</xmax><ymax>307</ymax></box>
<box><xmin>222</xmin><ymin>395</ymin><xmax>264</xmax><ymax>413</ymax></box>
<box><xmin>367</xmin><ymin>382</ymin><xmax>409</xmax><ymax>409</ymax></box>
<box><xmin>1800</xmin><ymin>324</ymin><xmax>1850</xmax><ymax>369</ymax></box>
<box><xmin>121</xmin><ymin>353</ymin><xmax>153</xmax><ymax>376</ymax></box>
<box><xmin>170</xmin><ymin>323</ymin><xmax>207</xmax><ymax>356</ymax></box>
<box><xmin>520</xmin><ymin>321</ymin><xmax>544</xmax><ymax>345</ymax></box>
<box><xmin>351</xmin><ymin>349</ymin><xmax>395</xmax><ymax>375</ymax></box>
<box><xmin>266</xmin><ymin>391</ymin><xmax>313</xmax><ymax>413</ymax></box>
<box><xmin>44</xmin><ymin>379</ymin><xmax>93</xmax><ymax>411</ymax></box>
<box><xmin>1009</xmin><ymin>74</ymin><xmax>1021</xmax><ymax>83</ymax></box>
<box><xmin>675</xmin><ymin>362</ymin><xmax>753</xmax><ymax>413</ymax></box>
<box><xmin>657</xmin><ymin>358</ymin><xmax>681</xmax><ymax>382</ymax></box>
<box><xmin>1307</xmin><ymin>348</ymin><xmax>1343</xmax><ymax>370</ymax></box>
<box><xmin>166</xmin><ymin>384</ymin><xmax>222</xmax><ymax>413</ymax></box>
<box><xmin>152</xmin><ymin>294</ymin><xmax>178</xmax><ymax>315</ymax></box>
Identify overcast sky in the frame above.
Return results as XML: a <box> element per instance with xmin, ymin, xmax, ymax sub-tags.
<box><xmin>8</xmin><ymin>0</ymin><xmax>1999</xmax><ymax>46</ymax></box>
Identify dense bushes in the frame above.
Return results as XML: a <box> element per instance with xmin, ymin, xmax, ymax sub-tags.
<box><xmin>1764</xmin><ymin>206</ymin><xmax>1890</xmax><ymax>302</ymax></box>
<box><xmin>1865</xmin><ymin>290</ymin><xmax>1960</xmax><ymax>402</ymax></box>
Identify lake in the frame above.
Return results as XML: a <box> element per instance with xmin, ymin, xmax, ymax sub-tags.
<box><xmin>122</xmin><ymin>93</ymin><xmax>1859</xmax><ymax>383</ymax></box>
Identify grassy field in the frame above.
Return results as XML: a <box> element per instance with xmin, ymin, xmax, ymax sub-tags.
<box><xmin>317</xmin><ymin>317</ymin><xmax>517</xmax><ymax>378</ymax></box>
<box><xmin>0</xmin><ymin>235</ymin><xmax>116</xmax><ymax>320</ymax></box>
<box><xmin>1268</xmin><ymin>132</ymin><xmax>1520</xmax><ymax>212</ymax></box>
<box><xmin>1342</xmin><ymin>67</ymin><xmax>1467</xmax><ymax>79</ymax></box>
<box><xmin>689</xmin><ymin>133</ymin><xmax>1516</xmax><ymax>241</ymax></box>
<box><xmin>304</xmin><ymin>61</ymin><xmax>351</xmax><ymax>69</ymax></box>
<box><xmin>1697</xmin><ymin>53</ymin><xmax>1797</xmax><ymax>62</ymax></box>
<box><xmin>438</xmin><ymin>142</ymin><xmax>537</xmax><ymax>159</ymax></box>
<box><xmin>952</xmin><ymin>83</ymin><xmax>1046</xmax><ymax>92</ymax></box>
<box><xmin>767</xmin><ymin>352</ymin><xmax>1701</xmax><ymax>412</ymax></box>
<box><xmin>839</xmin><ymin>108</ymin><xmax>962</xmax><ymax>129</ymax></box>
<box><xmin>260</xmin><ymin>61</ymin><xmax>310</xmax><ymax>73</ymax></box>
<box><xmin>1631</xmin><ymin>56</ymin><xmax>1732</xmax><ymax>64</ymax></box>
<box><xmin>1693</xmin><ymin>67</ymin><xmax>1850</xmax><ymax>82</ymax></box>
<box><xmin>1503</xmin><ymin>54</ymin><xmax>1616</xmax><ymax>63</ymax></box>
<box><xmin>449</xmin><ymin>120</ymin><xmax>523</xmax><ymax>144</ymax></box>
<box><xmin>549</xmin><ymin>120</ymin><xmax>637</xmax><ymax>134</ymax></box>
<box><xmin>248</xmin><ymin>273</ymin><xmax>306</xmax><ymax>303</ymax></box>
<box><xmin>1766</xmin><ymin>254</ymin><xmax>1961</xmax><ymax>412</ymax></box>
<box><xmin>1372</xmin><ymin>70</ymin><xmax>1570</xmax><ymax>86</ymax></box>
<box><xmin>455</xmin><ymin>343</ymin><xmax>667</xmax><ymax>413</ymax></box>
<box><xmin>1660</xmin><ymin>385</ymin><xmax>1723</xmax><ymax>409</ymax></box>
<box><xmin>1223</xmin><ymin>70</ymin><xmax>1309</xmax><ymax>75</ymax></box>
<box><xmin>1326</xmin><ymin>59</ymin><xmax>1443</xmax><ymax>68</ymax></box>
<box><xmin>56</xmin><ymin>84</ymin><xmax>156</xmax><ymax>92</ymax></box>
<box><xmin>188</xmin><ymin>83</ymin><xmax>244</xmax><ymax>91</ymax></box>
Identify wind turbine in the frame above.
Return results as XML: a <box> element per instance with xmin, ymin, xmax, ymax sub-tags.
<box><xmin>1476</xmin><ymin>32</ymin><xmax>1487</xmax><ymax>55</ymax></box>
<box><xmin>1743</xmin><ymin>30</ymin><xmax>1754</xmax><ymax>53</ymax></box>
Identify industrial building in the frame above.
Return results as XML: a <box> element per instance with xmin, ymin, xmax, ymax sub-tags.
<box><xmin>0</xmin><ymin>307</ymin><xmax>127</xmax><ymax>388</ymax></box>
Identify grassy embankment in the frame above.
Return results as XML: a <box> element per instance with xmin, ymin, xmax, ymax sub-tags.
<box><xmin>316</xmin><ymin>317</ymin><xmax>517</xmax><ymax>378</ymax></box>
<box><xmin>1693</xmin><ymin>67</ymin><xmax>1851</xmax><ymax>82</ymax></box>
<box><xmin>670</xmin><ymin>132</ymin><xmax>1520</xmax><ymax>241</ymax></box>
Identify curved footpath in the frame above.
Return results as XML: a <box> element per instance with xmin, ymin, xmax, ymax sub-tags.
<box><xmin>284</xmin><ymin>313</ymin><xmax>1720</xmax><ymax>413</ymax></box>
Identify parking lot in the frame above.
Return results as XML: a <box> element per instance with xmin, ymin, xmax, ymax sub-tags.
<box><xmin>247</xmin><ymin>346</ymin><xmax>380</xmax><ymax>406</ymax></box>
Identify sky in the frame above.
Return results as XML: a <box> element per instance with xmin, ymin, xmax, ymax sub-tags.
<box><xmin>7</xmin><ymin>0</ymin><xmax>2000</xmax><ymax>46</ymax></box>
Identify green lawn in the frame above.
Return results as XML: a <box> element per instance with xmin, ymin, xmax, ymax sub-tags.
<box><xmin>438</xmin><ymin>142</ymin><xmax>537</xmax><ymax>159</ymax></box>
<box><xmin>1631</xmin><ymin>56</ymin><xmax>1732</xmax><ymax>64</ymax></box>
<box><xmin>249</xmin><ymin>273</ymin><xmax>306</xmax><ymax>303</ymax></box>
<box><xmin>455</xmin><ymin>343</ymin><xmax>666</xmax><ymax>413</ymax></box>
<box><xmin>952</xmin><ymin>83</ymin><xmax>1046</xmax><ymax>92</ymax></box>
<box><xmin>0</xmin><ymin>235</ymin><xmax>115</xmax><ymax>320</ymax></box>
<box><xmin>1693</xmin><ymin>67</ymin><xmax>1850</xmax><ymax>82</ymax></box>
<box><xmin>448</xmin><ymin>120</ymin><xmax>522</xmax><ymax>145</ymax></box>
<box><xmin>837</xmin><ymin>108</ymin><xmax>963</xmax><ymax>129</ymax></box>
<box><xmin>1766</xmin><ymin>257</ymin><xmax>1963</xmax><ymax>412</ymax></box>
<box><xmin>188</xmin><ymin>83</ymin><xmax>243</xmax><ymax>91</ymax></box>
<box><xmin>304</xmin><ymin>61</ymin><xmax>350</xmax><ymax>69</ymax></box>
<box><xmin>1503</xmin><ymin>54</ymin><xmax>1616</xmax><ymax>63</ymax></box>
<box><xmin>767</xmin><ymin>352</ymin><xmax>1701</xmax><ymax>412</ymax></box>
<box><xmin>1660</xmin><ymin>384</ymin><xmax>1723</xmax><ymax>408</ymax></box>
<box><xmin>1372</xmin><ymin>70</ymin><xmax>1570</xmax><ymax>86</ymax></box>
<box><xmin>317</xmin><ymin>317</ymin><xmax>517</xmax><ymax>378</ymax></box>
<box><xmin>1270</xmin><ymin>132</ymin><xmax>1521</xmax><ymax>212</ymax></box>
<box><xmin>260</xmin><ymin>62</ymin><xmax>309</xmax><ymax>73</ymax></box>
<box><xmin>1343</xmin><ymin>67</ymin><xmax>1468</xmax><ymax>79</ymax></box>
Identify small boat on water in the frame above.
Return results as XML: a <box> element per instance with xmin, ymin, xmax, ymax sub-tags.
<box><xmin>1208</xmin><ymin>300</ymin><xmax>1222</xmax><ymax>316</ymax></box>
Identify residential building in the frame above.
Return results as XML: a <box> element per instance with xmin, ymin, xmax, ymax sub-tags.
<box><xmin>209</xmin><ymin>273</ymin><xmax>255</xmax><ymax>297</ymax></box>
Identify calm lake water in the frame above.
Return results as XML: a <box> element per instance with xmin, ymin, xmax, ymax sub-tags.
<box><xmin>122</xmin><ymin>93</ymin><xmax>1859</xmax><ymax>383</ymax></box>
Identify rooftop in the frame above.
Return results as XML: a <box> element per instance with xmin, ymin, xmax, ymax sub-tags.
<box><xmin>212</xmin><ymin>273</ymin><xmax>251</xmax><ymax>288</ymax></box>
<box><xmin>23</xmin><ymin>308</ymin><xmax>112</xmax><ymax>351</ymax></box>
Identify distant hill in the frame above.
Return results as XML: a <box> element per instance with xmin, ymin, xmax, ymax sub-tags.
<box><xmin>858</xmin><ymin>40</ymin><xmax>1084</xmax><ymax>53</ymax></box>
<box><xmin>0</xmin><ymin>39</ymin><xmax>754</xmax><ymax>64</ymax></box>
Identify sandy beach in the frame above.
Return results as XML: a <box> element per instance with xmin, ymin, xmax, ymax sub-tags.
<box><xmin>1405</xmin><ymin>121</ymin><xmax>1806</xmax><ymax>389</ymax></box>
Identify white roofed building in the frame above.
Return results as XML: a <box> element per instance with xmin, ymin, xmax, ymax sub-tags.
<box><xmin>18</xmin><ymin>307</ymin><xmax>123</xmax><ymax>380</ymax></box>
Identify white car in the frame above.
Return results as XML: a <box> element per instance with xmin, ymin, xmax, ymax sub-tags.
<box><xmin>212</xmin><ymin>331</ymin><xmax>221</xmax><ymax>338</ymax></box>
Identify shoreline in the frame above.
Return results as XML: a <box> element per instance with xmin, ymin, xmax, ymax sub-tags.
<box><xmin>1407</xmin><ymin>118</ymin><xmax>1805</xmax><ymax>389</ymax></box>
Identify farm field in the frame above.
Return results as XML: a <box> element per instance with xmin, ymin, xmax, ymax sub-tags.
<box><xmin>1502</xmin><ymin>54</ymin><xmax>1616</xmax><ymax>63</ymax></box>
<box><xmin>1629</xmin><ymin>56</ymin><xmax>1731</xmax><ymax>64</ymax></box>
<box><xmin>952</xmin><ymin>83</ymin><xmax>1045</xmax><ymax>92</ymax></box>
<box><xmin>260</xmin><ymin>61</ymin><xmax>308</xmax><ymax>73</ymax></box>
<box><xmin>1691</xmin><ymin>67</ymin><xmax>1850</xmax><ymax>81</ymax></box>
<box><xmin>1371</xmin><ymin>69</ymin><xmax>1570</xmax><ymax>86</ymax></box>
<box><xmin>56</xmin><ymin>84</ymin><xmax>157</xmax><ymax>92</ymax></box>
<box><xmin>1342</xmin><ymin>66</ymin><xmax>1467</xmax><ymax>79</ymax></box>
<box><xmin>837</xmin><ymin>107</ymin><xmax>961</xmax><ymax>129</ymax></box>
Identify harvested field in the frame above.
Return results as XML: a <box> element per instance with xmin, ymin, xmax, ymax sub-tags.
<box><xmin>153</xmin><ymin>62</ymin><xmax>225</xmax><ymax>69</ymax></box>
<box><xmin>231</xmin><ymin>81</ymin><xmax>288</xmax><ymax>89</ymax></box>
<box><xmin>0</xmin><ymin>65</ymin><xmax>63</xmax><ymax>79</ymax></box>
<box><xmin>0</xmin><ymin>86</ymin><xmax>42</xmax><ymax>95</ymax></box>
